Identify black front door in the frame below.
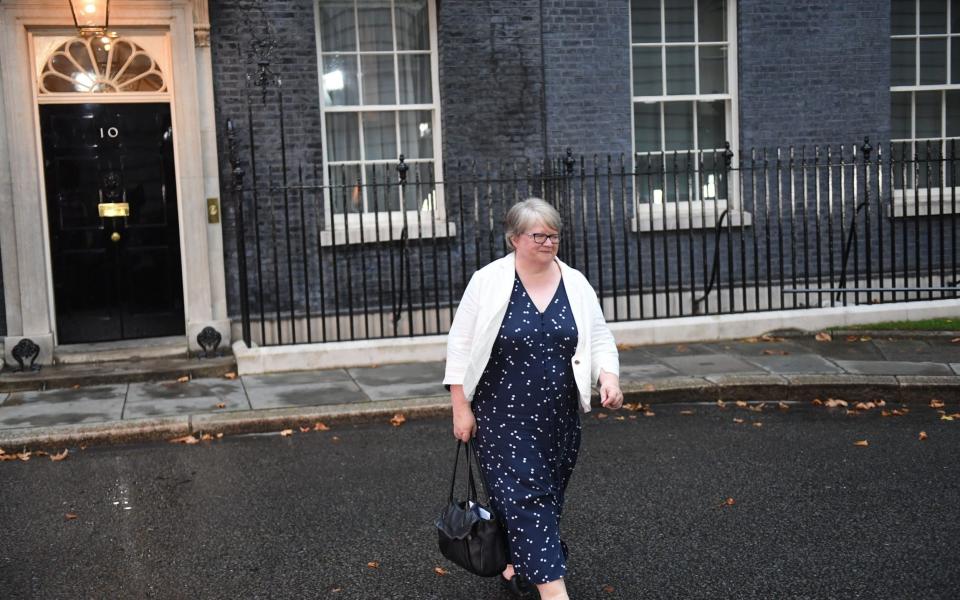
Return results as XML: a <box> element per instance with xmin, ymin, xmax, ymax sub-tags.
<box><xmin>40</xmin><ymin>103</ymin><xmax>185</xmax><ymax>344</ymax></box>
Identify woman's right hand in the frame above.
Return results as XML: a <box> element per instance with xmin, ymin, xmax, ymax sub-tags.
<box><xmin>450</xmin><ymin>385</ymin><xmax>476</xmax><ymax>441</ymax></box>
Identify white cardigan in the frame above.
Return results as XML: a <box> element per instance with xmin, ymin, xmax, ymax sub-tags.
<box><xmin>443</xmin><ymin>253</ymin><xmax>619</xmax><ymax>413</ymax></box>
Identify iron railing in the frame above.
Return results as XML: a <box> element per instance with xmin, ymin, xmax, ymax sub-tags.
<box><xmin>226</xmin><ymin>131</ymin><xmax>960</xmax><ymax>347</ymax></box>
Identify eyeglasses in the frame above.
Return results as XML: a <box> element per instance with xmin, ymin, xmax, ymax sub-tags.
<box><xmin>526</xmin><ymin>232</ymin><xmax>561</xmax><ymax>245</ymax></box>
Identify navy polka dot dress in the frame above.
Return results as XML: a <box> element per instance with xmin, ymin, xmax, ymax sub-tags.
<box><xmin>472</xmin><ymin>273</ymin><xmax>581</xmax><ymax>585</ymax></box>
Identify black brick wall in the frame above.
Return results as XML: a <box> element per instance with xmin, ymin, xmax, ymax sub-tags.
<box><xmin>738</xmin><ymin>0</ymin><xmax>891</xmax><ymax>152</ymax></box>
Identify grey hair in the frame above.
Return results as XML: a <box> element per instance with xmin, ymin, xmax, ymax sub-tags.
<box><xmin>504</xmin><ymin>198</ymin><xmax>562</xmax><ymax>250</ymax></box>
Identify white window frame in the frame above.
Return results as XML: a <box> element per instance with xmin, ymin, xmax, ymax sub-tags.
<box><xmin>890</xmin><ymin>0</ymin><xmax>960</xmax><ymax>217</ymax></box>
<box><xmin>314</xmin><ymin>0</ymin><xmax>452</xmax><ymax>245</ymax></box>
<box><xmin>627</xmin><ymin>0</ymin><xmax>748</xmax><ymax>231</ymax></box>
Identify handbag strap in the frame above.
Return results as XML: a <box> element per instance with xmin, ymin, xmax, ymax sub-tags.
<box><xmin>448</xmin><ymin>440</ymin><xmax>480</xmax><ymax>504</ymax></box>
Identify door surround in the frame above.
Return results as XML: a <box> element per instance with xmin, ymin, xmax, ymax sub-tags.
<box><xmin>0</xmin><ymin>0</ymin><xmax>229</xmax><ymax>366</ymax></box>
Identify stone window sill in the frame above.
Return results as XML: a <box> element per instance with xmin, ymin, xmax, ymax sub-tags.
<box><xmin>890</xmin><ymin>190</ymin><xmax>960</xmax><ymax>217</ymax></box>
<box><xmin>319</xmin><ymin>220</ymin><xmax>457</xmax><ymax>246</ymax></box>
<box><xmin>630</xmin><ymin>200</ymin><xmax>752</xmax><ymax>232</ymax></box>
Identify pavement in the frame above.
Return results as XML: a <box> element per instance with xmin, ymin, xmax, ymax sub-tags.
<box><xmin>1</xmin><ymin>329</ymin><xmax>959</xmax><ymax>449</ymax></box>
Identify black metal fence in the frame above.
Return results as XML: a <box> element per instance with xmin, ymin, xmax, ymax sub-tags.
<box><xmin>226</xmin><ymin>130</ymin><xmax>960</xmax><ymax>348</ymax></box>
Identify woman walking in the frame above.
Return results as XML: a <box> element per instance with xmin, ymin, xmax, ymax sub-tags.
<box><xmin>444</xmin><ymin>198</ymin><xmax>623</xmax><ymax>599</ymax></box>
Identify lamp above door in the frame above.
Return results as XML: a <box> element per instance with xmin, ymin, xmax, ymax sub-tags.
<box><xmin>68</xmin><ymin>0</ymin><xmax>114</xmax><ymax>38</ymax></box>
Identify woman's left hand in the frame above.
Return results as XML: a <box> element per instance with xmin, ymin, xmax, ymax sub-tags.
<box><xmin>598</xmin><ymin>372</ymin><xmax>623</xmax><ymax>410</ymax></box>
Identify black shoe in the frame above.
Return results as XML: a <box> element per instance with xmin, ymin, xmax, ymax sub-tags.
<box><xmin>500</xmin><ymin>573</ymin><xmax>535</xmax><ymax>598</ymax></box>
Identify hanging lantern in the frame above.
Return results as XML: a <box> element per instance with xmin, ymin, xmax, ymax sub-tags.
<box><xmin>67</xmin><ymin>0</ymin><xmax>113</xmax><ymax>37</ymax></box>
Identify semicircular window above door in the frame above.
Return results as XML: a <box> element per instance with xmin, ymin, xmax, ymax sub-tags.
<box><xmin>39</xmin><ymin>36</ymin><xmax>166</xmax><ymax>94</ymax></box>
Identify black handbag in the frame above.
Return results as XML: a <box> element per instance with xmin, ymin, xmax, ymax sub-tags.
<box><xmin>435</xmin><ymin>440</ymin><xmax>509</xmax><ymax>577</ymax></box>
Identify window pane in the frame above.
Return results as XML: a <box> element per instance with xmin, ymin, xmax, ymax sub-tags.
<box><xmin>953</xmin><ymin>0</ymin><xmax>960</xmax><ymax>33</ymax></box>
<box><xmin>631</xmin><ymin>0</ymin><xmax>661</xmax><ymax>43</ymax></box>
<box><xmin>701</xmin><ymin>152</ymin><xmax>728</xmax><ymax>200</ymax></box>
<box><xmin>920</xmin><ymin>37</ymin><xmax>947</xmax><ymax>84</ymax></box>
<box><xmin>946</xmin><ymin>90</ymin><xmax>960</xmax><ymax>136</ymax></box>
<box><xmin>920</xmin><ymin>0</ymin><xmax>947</xmax><ymax>34</ymax></box>
<box><xmin>361</xmin><ymin>55</ymin><xmax>396</xmax><ymax>105</ymax></box>
<box><xmin>664</xmin><ymin>153</ymin><xmax>691</xmax><ymax>201</ymax></box>
<box><xmin>697</xmin><ymin>100</ymin><xmax>725</xmax><ymax>149</ymax></box>
<box><xmin>664</xmin><ymin>101</ymin><xmax>693</xmax><ymax>150</ymax></box>
<box><xmin>634</xmin><ymin>102</ymin><xmax>661</xmax><ymax>152</ymax></box>
<box><xmin>399</xmin><ymin>165</ymin><xmax>437</xmax><ymax>211</ymax></box>
<box><xmin>395</xmin><ymin>0</ymin><xmax>429</xmax><ymax>50</ymax></box>
<box><xmin>891</xmin><ymin>142</ymin><xmax>914</xmax><ymax>189</ymax></box>
<box><xmin>892</xmin><ymin>0</ymin><xmax>916</xmax><ymax>35</ymax></box>
<box><xmin>322</xmin><ymin>54</ymin><xmax>360</xmax><ymax>106</ymax></box>
<box><xmin>698</xmin><ymin>0</ymin><xmax>726</xmax><ymax>42</ymax></box>
<box><xmin>699</xmin><ymin>45</ymin><xmax>726</xmax><ymax>94</ymax></box>
<box><xmin>891</xmin><ymin>92</ymin><xmax>912</xmax><ymax>139</ymax></box>
<box><xmin>330</xmin><ymin>164</ymin><xmax>363</xmax><ymax>214</ymax></box>
<box><xmin>398</xmin><ymin>54</ymin><xmax>432</xmax><ymax>103</ymax></box>
<box><xmin>916</xmin><ymin>90</ymin><xmax>942</xmax><ymax>138</ymax></box>
<box><xmin>319</xmin><ymin>2</ymin><xmax>356</xmax><ymax>52</ymax></box>
<box><xmin>952</xmin><ymin>37</ymin><xmax>960</xmax><ymax>82</ymax></box>
<box><xmin>665</xmin><ymin>0</ymin><xmax>695</xmax><ymax>42</ymax></box>
<box><xmin>399</xmin><ymin>110</ymin><xmax>434</xmax><ymax>159</ymax></box>
<box><xmin>357</xmin><ymin>1</ymin><xmax>393</xmax><ymax>51</ymax></box>
<box><xmin>891</xmin><ymin>38</ymin><xmax>916</xmax><ymax>86</ymax></box>
<box><xmin>666</xmin><ymin>46</ymin><xmax>695</xmax><ymax>95</ymax></box>
<box><xmin>632</xmin><ymin>47</ymin><xmax>662</xmax><ymax>96</ymax></box>
<box><xmin>365</xmin><ymin>164</ymin><xmax>401</xmax><ymax>212</ymax></box>
<box><xmin>362</xmin><ymin>111</ymin><xmax>397</xmax><ymax>160</ymax></box>
<box><xmin>326</xmin><ymin>113</ymin><xmax>361</xmax><ymax>161</ymax></box>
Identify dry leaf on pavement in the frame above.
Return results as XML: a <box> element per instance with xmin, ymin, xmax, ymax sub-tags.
<box><xmin>778</xmin><ymin>402</ymin><xmax>790</xmax><ymax>411</ymax></box>
<box><xmin>722</xmin><ymin>497</ymin><xmax>736</xmax><ymax>506</ymax></box>
<box><xmin>641</xmin><ymin>383</ymin><xmax>656</xmax><ymax>392</ymax></box>
<box><xmin>854</xmin><ymin>440</ymin><xmax>869</xmax><ymax>447</ymax></box>
<box><xmin>176</xmin><ymin>375</ymin><xmax>190</xmax><ymax>383</ymax></box>
<box><xmin>941</xmin><ymin>415</ymin><xmax>955</xmax><ymax>421</ymax></box>
<box><xmin>733</xmin><ymin>418</ymin><xmax>745</xmax><ymax>424</ymax></box>
<box><xmin>815</xmin><ymin>331</ymin><xmax>832</xmax><ymax>342</ymax></box>
<box><xmin>215</xmin><ymin>403</ymin><xmax>226</xmax><ymax>409</ymax></box>
<box><xmin>643</xmin><ymin>410</ymin><xmax>656</xmax><ymax>417</ymax></box>
<box><xmin>825</xmin><ymin>398</ymin><xmax>848</xmax><ymax>408</ymax></box>
<box><xmin>846</xmin><ymin>335</ymin><xmax>859</xmax><ymax>342</ymax></box>
<box><xmin>735</xmin><ymin>400</ymin><xmax>748</xmax><ymax>408</ymax></box>
<box><xmin>919</xmin><ymin>431</ymin><xmax>928</xmax><ymax>441</ymax></box>
<box><xmin>716</xmin><ymin>399</ymin><xmax>726</xmax><ymax>408</ymax></box>
<box><xmin>367</xmin><ymin>561</ymin><xmax>379</xmax><ymax>569</ymax></box>
<box><xmin>49</xmin><ymin>449</ymin><xmax>69</xmax><ymax>462</ymax></box>
<box><xmin>615</xmin><ymin>416</ymin><xmax>625</xmax><ymax>421</ymax></box>
<box><xmin>752</xmin><ymin>422</ymin><xmax>764</xmax><ymax>428</ymax></box>
<box><xmin>216</xmin><ymin>433</ymin><xmax>224</xmax><ymax>439</ymax></box>
<box><xmin>65</xmin><ymin>513</ymin><xmax>78</xmax><ymax>520</ymax></box>
<box><xmin>331</xmin><ymin>436</ymin><xmax>341</xmax><ymax>442</ymax></box>
<box><xmin>434</xmin><ymin>566</ymin><xmax>449</xmax><ymax>576</ymax></box>
<box><xmin>280</xmin><ymin>429</ymin><xmax>294</xmax><ymax>437</ymax></box>
<box><xmin>951</xmin><ymin>337</ymin><xmax>960</xmax><ymax>343</ymax></box>
<box><xmin>762</xmin><ymin>349</ymin><xmax>790</xmax><ymax>356</ymax></box>
<box><xmin>743</xmin><ymin>337</ymin><xmax>760</xmax><ymax>343</ymax></box>
<box><xmin>812</xmin><ymin>398</ymin><xmax>823</xmax><ymax>406</ymax></box>
<box><xmin>169</xmin><ymin>435</ymin><xmax>199</xmax><ymax>445</ymax></box>
<box><xmin>224</xmin><ymin>372</ymin><xmax>238</xmax><ymax>380</ymax></box>
<box><xmin>299</xmin><ymin>426</ymin><xmax>311</xmax><ymax>433</ymax></box>
<box><xmin>602</xmin><ymin>584</ymin><xmax>615</xmax><ymax>593</ymax></box>
<box><xmin>680</xmin><ymin>410</ymin><xmax>694</xmax><ymax>416</ymax></box>
<box><xmin>930</xmin><ymin>399</ymin><xmax>945</xmax><ymax>409</ymax></box>
<box><xmin>390</xmin><ymin>413</ymin><xmax>407</xmax><ymax>427</ymax></box>
<box><xmin>200</xmin><ymin>433</ymin><xmax>214</xmax><ymax>442</ymax></box>
<box><xmin>596</xmin><ymin>413</ymin><xmax>608</xmax><ymax>419</ymax></box>
<box><xmin>314</xmin><ymin>421</ymin><xmax>330</xmax><ymax>431</ymax></box>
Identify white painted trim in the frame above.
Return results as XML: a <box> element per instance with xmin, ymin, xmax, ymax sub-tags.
<box><xmin>629</xmin><ymin>199</ymin><xmax>751</xmax><ymax>231</ymax></box>
<box><xmin>232</xmin><ymin>298</ymin><xmax>960</xmax><ymax>374</ymax></box>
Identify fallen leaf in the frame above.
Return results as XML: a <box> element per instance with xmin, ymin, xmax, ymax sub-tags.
<box><xmin>434</xmin><ymin>566</ymin><xmax>449</xmax><ymax>576</ymax></box>
<box><xmin>716</xmin><ymin>399</ymin><xmax>726</xmax><ymax>408</ymax></box>
<box><xmin>643</xmin><ymin>410</ymin><xmax>656</xmax><ymax>417</ymax></box>
<box><xmin>224</xmin><ymin>372</ymin><xmax>238</xmax><ymax>380</ymax></box>
<box><xmin>778</xmin><ymin>402</ymin><xmax>790</xmax><ymax>411</ymax></box>
<box><xmin>815</xmin><ymin>331</ymin><xmax>832</xmax><ymax>342</ymax></box>
<box><xmin>72</xmin><ymin>384</ymin><xmax>81</xmax><ymax>390</ymax></box>
<box><xmin>49</xmin><ymin>449</ymin><xmax>69</xmax><ymax>462</ymax></box>
<box><xmin>216</xmin><ymin>433</ymin><xmax>224</xmax><ymax>439</ymax></box>
<box><xmin>752</xmin><ymin>422</ymin><xmax>764</xmax><ymax>428</ymax></box>
<box><xmin>722</xmin><ymin>497</ymin><xmax>736</xmax><ymax>506</ymax></box>
<box><xmin>314</xmin><ymin>421</ymin><xmax>331</xmax><ymax>431</ymax></box>
<box><xmin>200</xmin><ymin>433</ymin><xmax>214</xmax><ymax>442</ymax></box>
<box><xmin>299</xmin><ymin>426</ymin><xmax>311</xmax><ymax>433</ymax></box>
<box><xmin>812</xmin><ymin>398</ymin><xmax>824</xmax><ymax>406</ymax></box>
<box><xmin>735</xmin><ymin>400</ymin><xmax>748</xmax><ymax>408</ymax></box>
<box><xmin>214</xmin><ymin>403</ymin><xmax>226</xmax><ymax>409</ymax></box>
<box><xmin>748</xmin><ymin>402</ymin><xmax>766</xmax><ymax>413</ymax></box>
<box><xmin>614</xmin><ymin>416</ymin><xmax>625</xmax><ymax>421</ymax></box>
<box><xmin>860</xmin><ymin>336</ymin><xmax>872</xmax><ymax>342</ymax></box>
<box><xmin>622</xmin><ymin>402</ymin><xmax>640</xmax><ymax>411</ymax></box>
<box><xmin>641</xmin><ymin>383</ymin><xmax>656</xmax><ymax>392</ymax></box>
<box><xmin>876</xmin><ymin>399</ymin><xmax>887</xmax><ymax>407</ymax></box>
<box><xmin>331</xmin><ymin>587</ymin><xmax>342</xmax><ymax>593</ymax></box>
<box><xmin>280</xmin><ymin>429</ymin><xmax>294</xmax><ymax>437</ymax></box>
<box><xmin>825</xmin><ymin>398</ymin><xmax>849</xmax><ymax>408</ymax></box>
<box><xmin>602</xmin><ymin>585</ymin><xmax>615</xmax><ymax>593</ymax></box>
<box><xmin>390</xmin><ymin>413</ymin><xmax>407</xmax><ymax>427</ymax></box>
<box><xmin>854</xmin><ymin>402</ymin><xmax>876</xmax><ymax>411</ymax></box>
<box><xmin>680</xmin><ymin>410</ymin><xmax>694</xmax><ymax>416</ymax></box>
<box><xmin>331</xmin><ymin>436</ymin><xmax>341</xmax><ymax>442</ymax></box>
<box><xmin>18</xmin><ymin>452</ymin><xmax>32</xmax><ymax>461</ymax></box>
<box><xmin>761</xmin><ymin>334</ymin><xmax>784</xmax><ymax>342</ymax></box>
<box><xmin>596</xmin><ymin>413</ymin><xmax>608</xmax><ymax>419</ymax></box>
<box><xmin>941</xmin><ymin>415</ymin><xmax>955</xmax><ymax>421</ymax></box>
<box><xmin>675</xmin><ymin>344</ymin><xmax>689</xmax><ymax>352</ymax></box>
<box><xmin>34</xmin><ymin>450</ymin><xmax>48</xmax><ymax>457</ymax></box>
<box><xmin>846</xmin><ymin>335</ymin><xmax>859</xmax><ymax>342</ymax></box>
<box><xmin>367</xmin><ymin>561</ymin><xmax>380</xmax><ymax>569</ymax></box>
<box><xmin>65</xmin><ymin>513</ymin><xmax>78</xmax><ymax>521</ymax></box>
<box><xmin>733</xmin><ymin>418</ymin><xmax>745</xmax><ymax>424</ymax></box>
<box><xmin>629</xmin><ymin>415</ymin><xmax>638</xmax><ymax>420</ymax></box>
<box><xmin>176</xmin><ymin>375</ymin><xmax>190</xmax><ymax>383</ymax></box>
<box><xmin>169</xmin><ymin>435</ymin><xmax>199</xmax><ymax>445</ymax></box>
<box><xmin>919</xmin><ymin>431</ymin><xmax>928</xmax><ymax>441</ymax></box>
<box><xmin>950</xmin><ymin>337</ymin><xmax>960</xmax><ymax>343</ymax></box>
<box><xmin>930</xmin><ymin>399</ymin><xmax>945</xmax><ymax>409</ymax></box>
<box><xmin>762</xmin><ymin>349</ymin><xmax>790</xmax><ymax>356</ymax></box>
<box><xmin>881</xmin><ymin>410</ymin><xmax>891</xmax><ymax>417</ymax></box>
<box><xmin>854</xmin><ymin>440</ymin><xmax>869</xmax><ymax>447</ymax></box>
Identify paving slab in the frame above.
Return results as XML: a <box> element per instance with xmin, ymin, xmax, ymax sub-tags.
<box><xmin>952</xmin><ymin>363</ymin><xmax>960</xmax><ymax>375</ymax></box>
<box><xmin>707</xmin><ymin>339</ymin><xmax>809</xmax><ymax>357</ymax></box>
<box><xmin>618</xmin><ymin>362</ymin><xmax>680</xmax><ymax>382</ymax></box>
<box><xmin>124</xmin><ymin>379</ymin><xmax>248</xmax><ymax>419</ymax></box>
<box><xmin>618</xmin><ymin>348</ymin><xmax>662</xmax><ymax>366</ymax></box>
<box><xmin>0</xmin><ymin>384</ymin><xmax>127</xmax><ymax>429</ymax></box>
<box><xmin>872</xmin><ymin>339</ymin><xmax>943</xmax><ymax>362</ymax></box>
<box><xmin>788</xmin><ymin>338</ymin><xmax>886</xmax><ymax>360</ymax></box>
<box><xmin>742</xmin><ymin>354</ymin><xmax>844</xmax><ymax>374</ymax></box>
<box><xmin>922</xmin><ymin>339</ymin><xmax>960</xmax><ymax>362</ymax></box>
<box><xmin>832</xmin><ymin>360</ymin><xmax>954</xmax><ymax>376</ymax></box>
<box><xmin>659</xmin><ymin>353</ymin><xmax>765</xmax><ymax>376</ymax></box>
<box><xmin>243</xmin><ymin>370</ymin><xmax>365</xmax><ymax>409</ymax></box>
<box><xmin>348</xmin><ymin>361</ymin><xmax>447</xmax><ymax>401</ymax></box>
<box><xmin>639</xmin><ymin>343</ymin><xmax>717</xmax><ymax>358</ymax></box>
